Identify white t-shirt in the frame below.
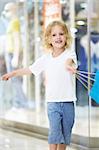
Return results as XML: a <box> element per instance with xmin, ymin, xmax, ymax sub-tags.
<box><xmin>29</xmin><ymin>49</ymin><xmax>77</xmax><ymax>102</ymax></box>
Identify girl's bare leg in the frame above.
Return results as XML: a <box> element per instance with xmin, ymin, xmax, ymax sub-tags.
<box><xmin>49</xmin><ymin>144</ymin><xmax>57</xmax><ymax>150</ymax></box>
<box><xmin>58</xmin><ymin>144</ymin><xmax>67</xmax><ymax>150</ymax></box>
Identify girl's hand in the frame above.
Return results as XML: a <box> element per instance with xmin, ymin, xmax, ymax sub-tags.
<box><xmin>1</xmin><ymin>68</ymin><xmax>32</xmax><ymax>81</ymax></box>
<box><xmin>65</xmin><ymin>58</ymin><xmax>77</xmax><ymax>74</ymax></box>
<box><xmin>1</xmin><ymin>72</ymin><xmax>14</xmax><ymax>81</ymax></box>
<box><xmin>66</xmin><ymin>65</ymin><xmax>77</xmax><ymax>74</ymax></box>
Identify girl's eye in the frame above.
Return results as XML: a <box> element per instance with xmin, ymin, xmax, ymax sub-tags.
<box><xmin>52</xmin><ymin>33</ymin><xmax>64</xmax><ymax>36</ymax></box>
<box><xmin>52</xmin><ymin>34</ymin><xmax>56</xmax><ymax>36</ymax></box>
<box><xmin>59</xmin><ymin>33</ymin><xmax>64</xmax><ymax>35</ymax></box>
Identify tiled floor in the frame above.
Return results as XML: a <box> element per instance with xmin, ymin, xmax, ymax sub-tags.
<box><xmin>0</xmin><ymin>128</ymin><xmax>79</xmax><ymax>150</ymax></box>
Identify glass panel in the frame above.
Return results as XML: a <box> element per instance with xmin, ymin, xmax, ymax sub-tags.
<box><xmin>90</xmin><ymin>0</ymin><xmax>99</xmax><ymax>145</ymax></box>
<box><xmin>0</xmin><ymin>1</ymin><xmax>27</xmax><ymax>116</ymax></box>
<box><xmin>73</xmin><ymin>0</ymin><xmax>89</xmax><ymax>146</ymax></box>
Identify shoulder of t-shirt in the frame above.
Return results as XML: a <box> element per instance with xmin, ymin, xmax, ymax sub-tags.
<box><xmin>36</xmin><ymin>53</ymin><xmax>50</xmax><ymax>63</ymax></box>
<box><xmin>64</xmin><ymin>48</ymin><xmax>76</xmax><ymax>55</ymax></box>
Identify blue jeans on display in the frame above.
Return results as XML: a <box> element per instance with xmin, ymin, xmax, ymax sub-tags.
<box><xmin>0</xmin><ymin>55</ymin><xmax>9</xmax><ymax>110</ymax></box>
<box><xmin>5</xmin><ymin>53</ymin><xmax>28</xmax><ymax>108</ymax></box>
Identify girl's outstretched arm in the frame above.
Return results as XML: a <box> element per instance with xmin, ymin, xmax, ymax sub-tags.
<box><xmin>1</xmin><ymin>68</ymin><xmax>32</xmax><ymax>81</ymax></box>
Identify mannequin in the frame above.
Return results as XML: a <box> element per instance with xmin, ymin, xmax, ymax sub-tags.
<box><xmin>80</xmin><ymin>34</ymin><xmax>99</xmax><ymax>72</ymax></box>
<box><xmin>4</xmin><ymin>2</ymin><xmax>28</xmax><ymax>109</ymax></box>
<box><xmin>4</xmin><ymin>2</ymin><xmax>21</xmax><ymax>69</ymax></box>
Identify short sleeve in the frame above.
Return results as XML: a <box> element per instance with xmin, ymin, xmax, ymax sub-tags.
<box><xmin>68</xmin><ymin>50</ymin><xmax>78</xmax><ymax>68</ymax></box>
<box><xmin>29</xmin><ymin>55</ymin><xmax>47</xmax><ymax>76</ymax></box>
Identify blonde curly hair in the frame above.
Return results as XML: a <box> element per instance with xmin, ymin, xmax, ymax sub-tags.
<box><xmin>43</xmin><ymin>20</ymin><xmax>72</xmax><ymax>51</ymax></box>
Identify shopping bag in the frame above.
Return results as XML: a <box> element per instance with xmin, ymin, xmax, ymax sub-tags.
<box><xmin>89</xmin><ymin>70</ymin><xmax>99</xmax><ymax>104</ymax></box>
<box><xmin>76</xmin><ymin>70</ymin><xmax>99</xmax><ymax>104</ymax></box>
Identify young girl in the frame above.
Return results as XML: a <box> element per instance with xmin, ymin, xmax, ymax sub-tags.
<box><xmin>1</xmin><ymin>20</ymin><xmax>77</xmax><ymax>150</ymax></box>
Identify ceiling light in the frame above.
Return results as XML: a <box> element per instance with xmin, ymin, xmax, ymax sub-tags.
<box><xmin>77</xmin><ymin>21</ymin><xmax>85</xmax><ymax>26</ymax></box>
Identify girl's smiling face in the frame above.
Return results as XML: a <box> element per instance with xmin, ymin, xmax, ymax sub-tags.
<box><xmin>50</xmin><ymin>25</ymin><xmax>66</xmax><ymax>51</ymax></box>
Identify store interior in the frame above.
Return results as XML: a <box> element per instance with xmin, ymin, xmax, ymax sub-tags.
<box><xmin>0</xmin><ymin>0</ymin><xmax>99</xmax><ymax>149</ymax></box>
